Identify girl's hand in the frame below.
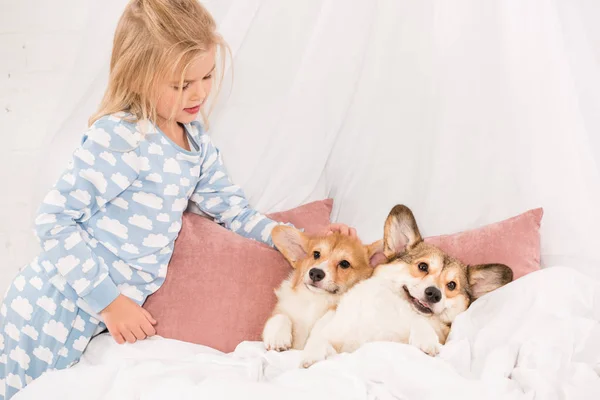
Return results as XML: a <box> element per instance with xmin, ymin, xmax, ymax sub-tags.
<box><xmin>327</xmin><ymin>223</ymin><xmax>358</xmax><ymax>239</ymax></box>
<box><xmin>100</xmin><ymin>294</ymin><xmax>157</xmax><ymax>344</ymax></box>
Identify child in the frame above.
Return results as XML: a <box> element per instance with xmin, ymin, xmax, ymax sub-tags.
<box><xmin>0</xmin><ymin>1</ymin><xmax>356</xmax><ymax>398</ymax></box>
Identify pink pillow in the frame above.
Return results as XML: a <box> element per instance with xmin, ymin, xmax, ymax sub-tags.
<box><xmin>425</xmin><ymin>208</ymin><xmax>543</xmax><ymax>279</ymax></box>
<box><xmin>143</xmin><ymin>199</ymin><xmax>333</xmax><ymax>352</ymax></box>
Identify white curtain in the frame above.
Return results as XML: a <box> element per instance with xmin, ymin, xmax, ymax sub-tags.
<box><xmin>36</xmin><ymin>0</ymin><xmax>600</xmax><ymax>278</ymax></box>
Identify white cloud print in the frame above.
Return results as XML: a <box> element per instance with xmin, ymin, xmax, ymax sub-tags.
<box><xmin>112</xmin><ymin>260</ymin><xmax>133</xmax><ymax>280</ymax></box>
<box><xmin>22</xmin><ymin>325</ymin><xmax>39</xmax><ymax>340</ymax></box>
<box><xmin>118</xmin><ymin>283</ymin><xmax>144</xmax><ymax>302</ymax></box>
<box><xmin>132</xmin><ymin>192</ymin><xmax>163</xmax><ymax>210</ymax></box>
<box><xmin>5</xmin><ymin>323</ymin><xmax>21</xmax><ymax>341</ymax></box>
<box><xmin>36</xmin><ymin>296</ymin><xmax>57</xmax><ymax>316</ymax></box>
<box><xmin>146</xmin><ymin>173</ymin><xmax>162</xmax><ymax>183</ymax></box>
<box><xmin>163</xmin><ymin>158</ymin><xmax>181</xmax><ymax>174</ymax></box>
<box><xmin>13</xmin><ymin>275</ymin><xmax>26</xmax><ymax>291</ymax></box>
<box><xmin>73</xmin><ymin>315</ymin><xmax>85</xmax><ymax>332</ymax></box>
<box><xmin>35</xmin><ymin>213</ymin><xmax>56</xmax><ymax>225</ymax></box>
<box><xmin>156</xmin><ymin>213</ymin><xmax>170</xmax><ymax>222</ymax></box>
<box><xmin>74</xmin><ymin>148</ymin><xmax>95</xmax><ymax>166</ymax></box>
<box><xmin>111</xmin><ymin>197</ymin><xmax>129</xmax><ymax>210</ymax></box>
<box><xmin>64</xmin><ymin>232</ymin><xmax>82</xmax><ymax>250</ymax></box>
<box><xmin>168</xmin><ymin>221</ymin><xmax>181</xmax><ymax>233</ymax></box>
<box><xmin>143</xmin><ymin>234</ymin><xmax>170</xmax><ymax>248</ymax></box>
<box><xmin>43</xmin><ymin>239</ymin><xmax>59</xmax><ymax>251</ymax></box>
<box><xmin>114</xmin><ymin>124</ymin><xmax>141</xmax><ymax>147</ymax></box>
<box><xmin>9</xmin><ymin>347</ymin><xmax>31</xmax><ymax>370</ymax></box>
<box><xmin>61</xmin><ymin>299</ymin><xmax>75</xmax><ymax>312</ymax></box>
<box><xmin>128</xmin><ymin>214</ymin><xmax>153</xmax><ymax>230</ymax></box>
<box><xmin>62</xmin><ymin>173</ymin><xmax>76</xmax><ymax>185</ymax></box>
<box><xmin>79</xmin><ymin>168</ymin><xmax>108</xmax><ymax>194</ymax></box>
<box><xmin>87</xmin><ymin>128</ymin><xmax>111</xmax><ymax>147</ymax></box>
<box><xmin>29</xmin><ymin>276</ymin><xmax>43</xmax><ymax>290</ymax></box>
<box><xmin>73</xmin><ymin>336</ymin><xmax>89</xmax><ymax>352</ymax></box>
<box><xmin>43</xmin><ymin>189</ymin><xmax>66</xmax><ymax>207</ymax></box>
<box><xmin>72</xmin><ymin>278</ymin><xmax>90</xmax><ymax>295</ymax></box>
<box><xmin>57</xmin><ymin>255</ymin><xmax>80</xmax><ymax>276</ymax></box>
<box><xmin>122</xmin><ymin>151</ymin><xmax>140</xmax><ymax>172</ymax></box>
<box><xmin>137</xmin><ymin>255</ymin><xmax>157</xmax><ymax>264</ymax></box>
<box><xmin>163</xmin><ymin>184</ymin><xmax>179</xmax><ymax>196</ymax></box>
<box><xmin>97</xmin><ymin>216</ymin><xmax>129</xmax><ymax>239</ymax></box>
<box><xmin>33</xmin><ymin>346</ymin><xmax>54</xmax><ymax>365</ymax></box>
<box><xmin>148</xmin><ymin>142</ymin><xmax>163</xmax><ymax>155</ymax></box>
<box><xmin>10</xmin><ymin>297</ymin><xmax>33</xmax><ymax>321</ymax></box>
<box><xmin>100</xmin><ymin>151</ymin><xmax>116</xmax><ymax>166</ymax></box>
<box><xmin>7</xmin><ymin>373</ymin><xmax>23</xmax><ymax>390</ymax></box>
<box><xmin>171</xmin><ymin>198</ymin><xmax>188</xmax><ymax>212</ymax></box>
<box><xmin>69</xmin><ymin>189</ymin><xmax>91</xmax><ymax>206</ymax></box>
<box><xmin>43</xmin><ymin>321</ymin><xmax>68</xmax><ymax>343</ymax></box>
<box><xmin>111</xmin><ymin>173</ymin><xmax>130</xmax><ymax>190</ymax></box>
<box><xmin>138</xmin><ymin>156</ymin><xmax>151</xmax><ymax>171</ymax></box>
<box><xmin>121</xmin><ymin>243</ymin><xmax>139</xmax><ymax>254</ymax></box>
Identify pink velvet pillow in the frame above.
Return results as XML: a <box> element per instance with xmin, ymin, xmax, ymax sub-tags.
<box><xmin>425</xmin><ymin>208</ymin><xmax>543</xmax><ymax>279</ymax></box>
<box><xmin>143</xmin><ymin>199</ymin><xmax>333</xmax><ymax>352</ymax></box>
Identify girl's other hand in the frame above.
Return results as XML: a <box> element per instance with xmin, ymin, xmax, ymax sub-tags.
<box><xmin>327</xmin><ymin>223</ymin><xmax>358</xmax><ymax>239</ymax></box>
<box><xmin>100</xmin><ymin>294</ymin><xmax>157</xmax><ymax>344</ymax></box>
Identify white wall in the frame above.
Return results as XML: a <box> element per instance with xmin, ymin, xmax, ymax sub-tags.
<box><xmin>0</xmin><ymin>0</ymin><xmax>92</xmax><ymax>294</ymax></box>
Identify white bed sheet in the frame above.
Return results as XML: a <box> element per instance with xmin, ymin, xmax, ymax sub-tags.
<box><xmin>14</xmin><ymin>266</ymin><xmax>600</xmax><ymax>400</ymax></box>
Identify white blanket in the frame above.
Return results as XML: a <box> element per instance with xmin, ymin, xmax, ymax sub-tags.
<box><xmin>14</xmin><ymin>266</ymin><xmax>600</xmax><ymax>400</ymax></box>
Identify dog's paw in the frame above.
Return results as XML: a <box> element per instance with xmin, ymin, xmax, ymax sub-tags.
<box><xmin>299</xmin><ymin>340</ymin><xmax>335</xmax><ymax>368</ymax></box>
<box><xmin>409</xmin><ymin>325</ymin><xmax>441</xmax><ymax>356</ymax></box>
<box><xmin>263</xmin><ymin>314</ymin><xmax>292</xmax><ymax>352</ymax></box>
<box><xmin>300</xmin><ymin>349</ymin><xmax>326</xmax><ymax>369</ymax></box>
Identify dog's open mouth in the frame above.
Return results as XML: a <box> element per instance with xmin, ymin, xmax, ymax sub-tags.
<box><xmin>305</xmin><ymin>283</ymin><xmax>339</xmax><ymax>294</ymax></box>
<box><xmin>403</xmin><ymin>285</ymin><xmax>433</xmax><ymax>315</ymax></box>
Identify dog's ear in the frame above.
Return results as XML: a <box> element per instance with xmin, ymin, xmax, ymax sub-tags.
<box><xmin>365</xmin><ymin>239</ymin><xmax>387</xmax><ymax>267</ymax></box>
<box><xmin>272</xmin><ymin>225</ymin><xmax>309</xmax><ymax>267</ymax></box>
<box><xmin>467</xmin><ymin>263</ymin><xmax>513</xmax><ymax>300</ymax></box>
<box><xmin>383</xmin><ymin>205</ymin><xmax>423</xmax><ymax>258</ymax></box>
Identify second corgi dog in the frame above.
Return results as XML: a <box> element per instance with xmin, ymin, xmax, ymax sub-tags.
<box><xmin>262</xmin><ymin>226</ymin><xmax>384</xmax><ymax>351</ymax></box>
<box><xmin>301</xmin><ymin>204</ymin><xmax>513</xmax><ymax>367</ymax></box>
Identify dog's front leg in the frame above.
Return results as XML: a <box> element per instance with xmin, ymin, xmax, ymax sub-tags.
<box><xmin>300</xmin><ymin>310</ymin><xmax>337</xmax><ymax>368</ymax></box>
<box><xmin>408</xmin><ymin>318</ymin><xmax>441</xmax><ymax>356</ymax></box>
<box><xmin>263</xmin><ymin>313</ymin><xmax>293</xmax><ymax>351</ymax></box>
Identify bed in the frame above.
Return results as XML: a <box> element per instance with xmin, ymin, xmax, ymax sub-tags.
<box><xmin>14</xmin><ymin>266</ymin><xmax>600</xmax><ymax>399</ymax></box>
<box><xmin>19</xmin><ymin>0</ymin><xmax>600</xmax><ymax>398</ymax></box>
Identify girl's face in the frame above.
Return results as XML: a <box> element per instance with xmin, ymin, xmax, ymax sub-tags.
<box><xmin>155</xmin><ymin>46</ymin><xmax>216</xmax><ymax>127</ymax></box>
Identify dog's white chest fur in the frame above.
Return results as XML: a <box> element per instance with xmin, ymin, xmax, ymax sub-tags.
<box><xmin>263</xmin><ymin>279</ymin><xmax>337</xmax><ymax>351</ymax></box>
<box><xmin>325</xmin><ymin>276</ymin><xmax>426</xmax><ymax>352</ymax></box>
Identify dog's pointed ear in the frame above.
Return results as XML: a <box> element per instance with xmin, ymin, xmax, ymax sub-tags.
<box><xmin>467</xmin><ymin>264</ymin><xmax>513</xmax><ymax>300</ymax></box>
<box><xmin>365</xmin><ymin>239</ymin><xmax>387</xmax><ymax>267</ymax></box>
<box><xmin>272</xmin><ymin>225</ymin><xmax>309</xmax><ymax>267</ymax></box>
<box><xmin>383</xmin><ymin>205</ymin><xmax>423</xmax><ymax>258</ymax></box>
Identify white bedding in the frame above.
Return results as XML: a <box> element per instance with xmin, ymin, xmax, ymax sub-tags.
<box><xmin>14</xmin><ymin>266</ymin><xmax>600</xmax><ymax>400</ymax></box>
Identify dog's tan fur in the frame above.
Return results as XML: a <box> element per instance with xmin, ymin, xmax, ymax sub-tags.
<box><xmin>262</xmin><ymin>228</ymin><xmax>383</xmax><ymax>351</ymax></box>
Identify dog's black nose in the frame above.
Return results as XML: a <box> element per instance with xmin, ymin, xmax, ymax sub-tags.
<box><xmin>424</xmin><ymin>286</ymin><xmax>441</xmax><ymax>303</ymax></box>
<box><xmin>309</xmin><ymin>268</ymin><xmax>325</xmax><ymax>282</ymax></box>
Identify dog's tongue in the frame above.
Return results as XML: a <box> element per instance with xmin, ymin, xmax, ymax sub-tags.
<box><xmin>416</xmin><ymin>298</ymin><xmax>431</xmax><ymax>310</ymax></box>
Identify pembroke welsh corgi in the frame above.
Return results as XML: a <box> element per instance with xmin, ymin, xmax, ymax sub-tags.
<box><xmin>262</xmin><ymin>225</ymin><xmax>384</xmax><ymax>351</ymax></box>
<box><xmin>301</xmin><ymin>204</ymin><xmax>513</xmax><ymax>367</ymax></box>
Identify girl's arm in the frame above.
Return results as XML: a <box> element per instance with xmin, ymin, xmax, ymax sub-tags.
<box><xmin>34</xmin><ymin>121</ymin><xmax>140</xmax><ymax>314</ymax></box>
<box><xmin>190</xmin><ymin>136</ymin><xmax>290</xmax><ymax>247</ymax></box>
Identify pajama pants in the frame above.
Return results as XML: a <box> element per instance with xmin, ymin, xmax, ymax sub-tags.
<box><xmin>0</xmin><ymin>264</ymin><xmax>106</xmax><ymax>399</ymax></box>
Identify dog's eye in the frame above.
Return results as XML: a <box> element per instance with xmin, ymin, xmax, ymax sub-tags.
<box><xmin>339</xmin><ymin>260</ymin><xmax>350</xmax><ymax>269</ymax></box>
<box><xmin>447</xmin><ymin>281</ymin><xmax>456</xmax><ymax>291</ymax></box>
<box><xmin>313</xmin><ymin>251</ymin><xmax>321</xmax><ymax>260</ymax></box>
<box><xmin>418</xmin><ymin>262</ymin><xmax>428</xmax><ymax>272</ymax></box>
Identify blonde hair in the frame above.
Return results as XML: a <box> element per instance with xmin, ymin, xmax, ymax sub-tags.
<box><xmin>89</xmin><ymin>0</ymin><xmax>228</xmax><ymax>128</ymax></box>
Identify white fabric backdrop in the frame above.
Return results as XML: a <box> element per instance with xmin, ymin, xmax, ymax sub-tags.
<box><xmin>35</xmin><ymin>0</ymin><xmax>600</xmax><ymax>278</ymax></box>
